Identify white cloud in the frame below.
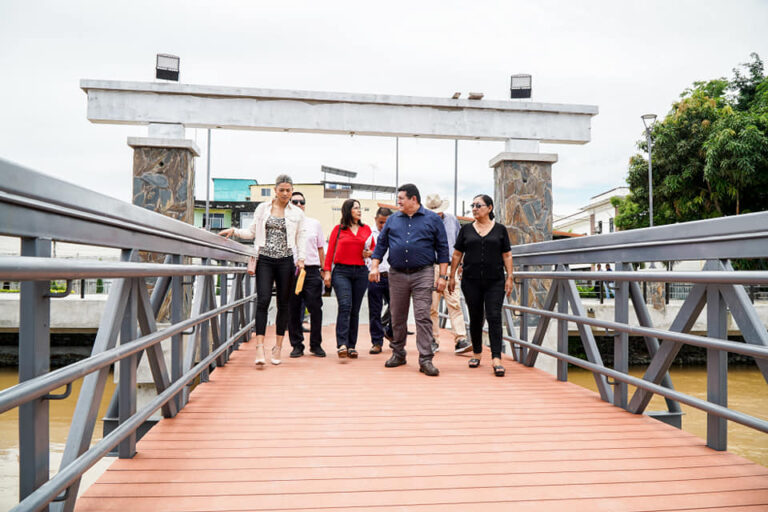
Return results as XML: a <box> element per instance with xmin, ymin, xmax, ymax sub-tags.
<box><xmin>1</xmin><ymin>0</ymin><xmax>766</xmax><ymax>215</ymax></box>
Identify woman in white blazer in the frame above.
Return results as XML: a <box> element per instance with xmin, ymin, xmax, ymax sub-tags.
<box><xmin>220</xmin><ymin>174</ymin><xmax>306</xmax><ymax>365</ymax></box>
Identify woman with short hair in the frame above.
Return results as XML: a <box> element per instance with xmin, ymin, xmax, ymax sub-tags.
<box><xmin>220</xmin><ymin>174</ymin><xmax>306</xmax><ymax>366</ymax></box>
<box><xmin>324</xmin><ymin>199</ymin><xmax>372</xmax><ymax>359</ymax></box>
<box><xmin>448</xmin><ymin>194</ymin><xmax>513</xmax><ymax>376</ymax></box>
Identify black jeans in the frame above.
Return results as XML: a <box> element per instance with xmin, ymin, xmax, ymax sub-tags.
<box><xmin>288</xmin><ymin>266</ymin><xmax>324</xmax><ymax>351</ymax></box>
<box><xmin>254</xmin><ymin>255</ymin><xmax>295</xmax><ymax>336</ymax></box>
<box><xmin>367</xmin><ymin>274</ymin><xmax>392</xmax><ymax>346</ymax></box>
<box><xmin>331</xmin><ymin>264</ymin><xmax>369</xmax><ymax>349</ymax></box>
<box><xmin>461</xmin><ymin>277</ymin><xmax>505</xmax><ymax>359</ymax></box>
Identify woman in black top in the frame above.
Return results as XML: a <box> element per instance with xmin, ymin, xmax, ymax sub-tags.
<box><xmin>448</xmin><ymin>194</ymin><xmax>513</xmax><ymax>376</ymax></box>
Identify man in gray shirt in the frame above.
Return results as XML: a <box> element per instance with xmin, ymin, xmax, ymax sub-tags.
<box><xmin>424</xmin><ymin>194</ymin><xmax>470</xmax><ymax>354</ymax></box>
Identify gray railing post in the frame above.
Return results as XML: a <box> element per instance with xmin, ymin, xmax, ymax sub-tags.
<box><xmin>200</xmin><ymin>258</ymin><xmax>211</xmax><ymax>383</ymax></box>
<box><xmin>557</xmin><ymin>266</ymin><xmax>568</xmax><ymax>381</ymax></box>
<box><xmin>707</xmin><ymin>274</ymin><xmax>728</xmax><ymax>450</ymax></box>
<box><xmin>170</xmin><ymin>254</ymin><xmax>183</xmax><ymax>413</ymax></box>
<box><xmin>118</xmin><ymin>275</ymin><xmax>138</xmax><ymax>459</ymax></box>
<box><xmin>613</xmin><ymin>262</ymin><xmax>630</xmax><ymax>409</ymax></box>
<box><xmin>217</xmin><ymin>263</ymin><xmax>229</xmax><ymax>363</ymax></box>
<box><xmin>520</xmin><ymin>265</ymin><xmax>528</xmax><ymax>362</ymax></box>
<box><xmin>248</xmin><ymin>271</ymin><xmax>256</xmax><ymax>341</ymax></box>
<box><xmin>19</xmin><ymin>237</ymin><xmax>52</xmax><ymax>509</ymax></box>
<box><xmin>230</xmin><ymin>273</ymin><xmax>242</xmax><ymax>349</ymax></box>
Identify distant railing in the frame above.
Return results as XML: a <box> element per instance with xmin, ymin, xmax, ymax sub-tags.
<box><xmin>502</xmin><ymin>212</ymin><xmax>768</xmax><ymax>451</ymax></box>
<box><xmin>0</xmin><ymin>158</ymin><xmax>257</xmax><ymax>512</ymax></box>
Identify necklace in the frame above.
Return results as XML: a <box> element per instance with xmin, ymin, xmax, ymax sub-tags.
<box><xmin>474</xmin><ymin>221</ymin><xmax>494</xmax><ymax>237</ymax></box>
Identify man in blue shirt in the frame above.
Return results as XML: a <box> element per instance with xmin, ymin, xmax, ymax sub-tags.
<box><xmin>370</xmin><ymin>183</ymin><xmax>450</xmax><ymax>376</ymax></box>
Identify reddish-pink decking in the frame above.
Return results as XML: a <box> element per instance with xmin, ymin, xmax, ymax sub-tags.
<box><xmin>76</xmin><ymin>326</ymin><xmax>768</xmax><ymax>511</ymax></box>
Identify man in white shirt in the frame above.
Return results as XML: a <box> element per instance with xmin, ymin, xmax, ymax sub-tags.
<box><xmin>366</xmin><ymin>207</ymin><xmax>394</xmax><ymax>354</ymax></box>
<box><xmin>288</xmin><ymin>192</ymin><xmax>327</xmax><ymax>357</ymax></box>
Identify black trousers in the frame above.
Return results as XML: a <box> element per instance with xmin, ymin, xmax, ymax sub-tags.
<box><xmin>461</xmin><ymin>277</ymin><xmax>505</xmax><ymax>359</ymax></box>
<box><xmin>254</xmin><ymin>255</ymin><xmax>295</xmax><ymax>336</ymax></box>
<box><xmin>288</xmin><ymin>266</ymin><xmax>324</xmax><ymax>350</ymax></box>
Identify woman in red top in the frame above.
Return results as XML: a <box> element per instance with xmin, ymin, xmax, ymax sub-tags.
<box><xmin>324</xmin><ymin>199</ymin><xmax>372</xmax><ymax>359</ymax></box>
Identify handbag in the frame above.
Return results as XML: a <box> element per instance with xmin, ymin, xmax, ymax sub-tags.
<box><xmin>246</xmin><ymin>256</ymin><xmax>257</xmax><ymax>276</ymax></box>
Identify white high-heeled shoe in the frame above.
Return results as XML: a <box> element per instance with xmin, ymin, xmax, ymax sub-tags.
<box><xmin>271</xmin><ymin>344</ymin><xmax>282</xmax><ymax>365</ymax></box>
<box><xmin>254</xmin><ymin>344</ymin><xmax>266</xmax><ymax>366</ymax></box>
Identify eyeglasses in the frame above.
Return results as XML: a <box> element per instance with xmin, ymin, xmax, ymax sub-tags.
<box><xmin>470</xmin><ymin>203</ymin><xmax>487</xmax><ymax>209</ymax></box>
<box><xmin>291</xmin><ymin>199</ymin><xmax>305</xmax><ymax>205</ymax></box>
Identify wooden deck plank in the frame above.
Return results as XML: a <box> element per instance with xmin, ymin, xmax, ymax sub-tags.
<box><xmin>76</xmin><ymin>325</ymin><xmax>768</xmax><ymax>511</ymax></box>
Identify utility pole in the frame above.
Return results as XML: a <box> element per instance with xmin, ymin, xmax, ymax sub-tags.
<box><xmin>205</xmin><ymin>129</ymin><xmax>211</xmax><ymax>229</ymax></box>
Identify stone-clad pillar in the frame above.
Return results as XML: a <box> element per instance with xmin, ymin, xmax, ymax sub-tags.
<box><xmin>129</xmin><ymin>137</ymin><xmax>199</xmax><ymax>223</ymax></box>
<box><xmin>490</xmin><ymin>151</ymin><xmax>557</xmax><ymax>308</ymax></box>
<box><xmin>490</xmin><ymin>151</ymin><xmax>559</xmax><ymax>376</ymax></box>
<box><xmin>121</xmin><ymin>136</ymin><xmax>200</xmax><ymax>425</ymax></box>
<box><xmin>128</xmin><ymin>136</ymin><xmax>200</xmax><ymax>320</ymax></box>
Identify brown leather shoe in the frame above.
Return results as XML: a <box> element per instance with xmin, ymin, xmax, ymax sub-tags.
<box><xmin>369</xmin><ymin>345</ymin><xmax>383</xmax><ymax>354</ymax></box>
<box><xmin>384</xmin><ymin>354</ymin><xmax>406</xmax><ymax>368</ymax></box>
<box><xmin>419</xmin><ymin>361</ymin><xmax>440</xmax><ymax>376</ymax></box>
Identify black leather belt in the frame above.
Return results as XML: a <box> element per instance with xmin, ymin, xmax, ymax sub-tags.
<box><xmin>391</xmin><ymin>265</ymin><xmax>430</xmax><ymax>274</ymax></box>
<box><xmin>379</xmin><ymin>271</ymin><xmax>389</xmax><ymax>278</ymax></box>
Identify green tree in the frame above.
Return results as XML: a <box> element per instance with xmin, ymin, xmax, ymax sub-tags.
<box><xmin>615</xmin><ymin>54</ymin><xmax>768</xmax><ymax>230</ymax></box>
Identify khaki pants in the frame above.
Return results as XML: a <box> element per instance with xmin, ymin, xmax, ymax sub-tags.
<box><xmin>431</xmin><ymin>265</ymin><xmax>467</xmax><ymax>342</ymax></box>
<box><xmin>388</xmin><ymin>266</ymin><xmax>435</xmax><ymax>365</ymax></box>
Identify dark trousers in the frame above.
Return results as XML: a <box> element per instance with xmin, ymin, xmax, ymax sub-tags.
<box><xmin>462</xmin><ymin>277</ymin><xmax>505</xmax><ymax>359</ymax></box>
<box><xmin>331</xmin><ymin>264</ymin><xmax>369</xmax><ymax>349</ymax></box>
<box><xmin>288</xmin><ymin>266</ymin><xmax>324</xmax><ymax>351</ymax></box>
<box><xmin>367</xmin><ymin>274</ymin><xmax>392</xmax><ymax>346</ymax></box>
<box><xmin>254</xmin><ymin>255</ymin><xmax>295</xmax><ymax>336</ymax></box>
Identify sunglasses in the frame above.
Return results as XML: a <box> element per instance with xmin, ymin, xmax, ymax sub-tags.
<box><xmin>291</xmin><ymin>199</ymin><xmax>306</xmax><ymax>205</ymax></box>
<box><xmin>470</xmin><ymin>203</ymin><xmax>487</xmax><ymax>209</ymax></box>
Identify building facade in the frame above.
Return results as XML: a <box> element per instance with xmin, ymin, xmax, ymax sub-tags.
<box><xmin>249</xmin><ymin>183</ymin><xmax>385</xmax><ymax>242</ymax></box>
<box><xmin>554</xmin><ymin>186</ymin><xmax>629</xmax><ymax>236</ymax></box>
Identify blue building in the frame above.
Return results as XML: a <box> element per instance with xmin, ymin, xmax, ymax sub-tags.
<box><xmin>212</xmin><ymin>178</ymin><xmax>258</xmax><ymax>201</ymax></box>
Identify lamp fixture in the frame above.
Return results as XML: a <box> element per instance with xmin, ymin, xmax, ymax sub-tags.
<box><xmin>156</xmin><ymin>53</ymin><xmax>180</xmax><ymax>81</ymax></box>
<box><xmin>510</xmin><ymin>74</ymin><xmax>532</xmax><ymax>99</ymax></box>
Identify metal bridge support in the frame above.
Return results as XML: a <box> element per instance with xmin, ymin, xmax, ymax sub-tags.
<box><xmin>707</xmin><ymin>279</ymin><xmax>728</xmax><ymax>450</ymax></box>
<box><xmin>613</xmin><ymin>262</ymin><xmax>630</xmax><ymax>409</ymax></box>
<box><xmin>19</xmin><ymin>238</ymin><xmax>52</xmax><ymax>509</ymax></box>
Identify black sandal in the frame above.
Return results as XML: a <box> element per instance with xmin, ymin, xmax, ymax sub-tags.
<box><xmin>493</xmin><ymin>365</ymin><xmax>505</xmax><ymax>377</ymax></box>
<box><xmin>468</xmin><ymin>358</ymin><xmax>480</xmax><ymax>368</ymax></box>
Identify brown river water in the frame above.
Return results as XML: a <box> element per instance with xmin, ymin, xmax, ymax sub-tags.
<box><xmin>0</xmin><ymin>365</ymin><xmax>765</xmax><ymax>508</ymax></box>
<box><xmin>569</xmin><ymin>365</ymin><xmax>768</xmax><ymax>467</ymax></box>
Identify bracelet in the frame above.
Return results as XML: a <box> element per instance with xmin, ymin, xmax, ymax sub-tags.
<box><xmin>439</xmin><ymin>274</ymin><xmax>450</xmax><ymax>280</ymax></box>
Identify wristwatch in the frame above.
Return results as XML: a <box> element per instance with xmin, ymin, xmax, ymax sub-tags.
<box><xmin>439</xmin><ymin>274</ymin><xmax>450</xmax><ymax>280</ymax></box>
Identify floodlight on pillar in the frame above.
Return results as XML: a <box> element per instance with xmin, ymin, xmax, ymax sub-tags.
<box><xmin>156</xmin><ymin>54</ymin><xmax>180</xmax><ymax>81</ymax></box>
<box><xmin>510</xmin><ymin>74</ymin><xmax>532</xmax><ymax>99</ymax></box>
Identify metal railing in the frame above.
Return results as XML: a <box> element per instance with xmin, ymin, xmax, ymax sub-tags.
<box><xmin>502</xmin><ymin>212</ymin><xmax>768</xmax><ymax>450</ymax></box>
<box><xmin>0</xmin><ymin>158</ymin><xmax>257</xmax><ymax>512</ymax></box>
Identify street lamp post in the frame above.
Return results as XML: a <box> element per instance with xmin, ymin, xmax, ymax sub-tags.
<box><xmin>641</xmin><ymin>113</ymin><xmax>657</xmax><ymax>227</ymax></box>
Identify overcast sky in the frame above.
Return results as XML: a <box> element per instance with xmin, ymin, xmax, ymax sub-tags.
<box><xmin>1</xmin><ymin>0</ymin><xmax>766</xmax><ymax>217</ymax></box>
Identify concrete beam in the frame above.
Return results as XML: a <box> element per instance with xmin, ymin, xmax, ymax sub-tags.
<box><xmin>81</xmin><ymin>80</ymin><xmax>598</xmax><ymax>144</ymax></box>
